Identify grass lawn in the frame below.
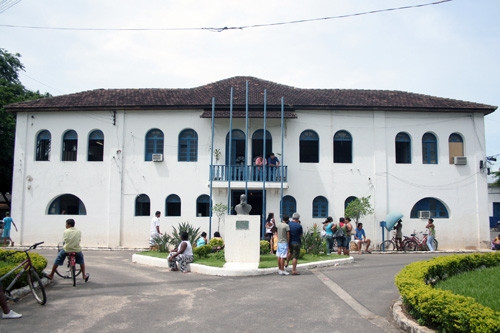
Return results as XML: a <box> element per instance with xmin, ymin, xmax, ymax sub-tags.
<box><xmin>138</xmin><ymin>251</ymin><xmax>345</xmax><ymax>269</ymax></box>
<box><xmin>435</xmin><ymin>266</ymin><xmax>500</xmax><ymax>311</ymax></box>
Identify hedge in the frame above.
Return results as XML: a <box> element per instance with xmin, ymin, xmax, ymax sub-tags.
<box><xmin>395</xmin><ymin>253</ymin><xmax>500</xmax><ymax>332</ymax></box>
<box><xmin>0</xmin><ymin>249</ymin><xmax>48</xmax><ymax>289</ymax></box>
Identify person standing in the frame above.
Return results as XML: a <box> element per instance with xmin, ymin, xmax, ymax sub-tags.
<box><xmin>426</xmin><ymin>218</ymin><xmax>436</xmax><ymax>251</ymax></box>
<box><xmin>344</xmin><ymin>217</ymin><xmax>354</xmax><ymax>256</ymax></box>
<box><xmin>335</xmin><ymin>217</ymin><xmax>349</xmax><ymax>256</ymax></box>
<box><xmin>323</xmin><ymin>216</ymin><xmax>334</xmax><ymax>255</ymax></box>
<box><xmin>394</xmin><ymin>220</ymin><xmax>403</xmax><ymax>250</ymax></box>
<box><xmin>276</xmin><ymin>215</ymin><xmax>290</xmax><ymax>276</ymax></box>
<box><xmin>0</xmin><ymin>284</ymin><xmax>21</xmax><ymax>319</ymax></box>
<box><xmin>265</xmin><ymin>212</ymin><xmax>275</xmax><ymax>241</ymax></box>
<box><xmin>354</xmin><ymin>223</ymin><xmax>371</xmax><ymax>254</ymax></box>
<box><xmin>2</xmin><ymin>212</ymin><xmax>18</xmax><ymax>247</ymax></box>
<box><xmin>288</xmin><ymin>213</ymin><xmax>303</xmax><ymax>275</ymax></box>
<box><xmin>267</xmin><ymin>152</ymin><xmax>280</xmax><ymax>181</ymax></box>
<box><xmin>150</xmin><ymin>211</ymin><xmax>162</xmax><ymax>249</ymax></box>
<box><xmin>46</xmin><ymin>219</ymin><xmax>89</xmax><ymax>282</ymax></box>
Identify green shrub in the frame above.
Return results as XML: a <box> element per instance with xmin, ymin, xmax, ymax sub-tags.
<box><xmin>151</xmin><ymin>233</ymin><xmax>172</xmax><ymax>252</ymax></box>
<box><xmin>170</xmin><ymin>222</ymin><xmax>200</xmax><ymax>247</ymax></box>
<box><xmin>260</xmin><ymin>240</ymin><xmax>270</xmax><ymax>255</ymax></box>
<box><xmin>301</xmin><ymin>223</ymin><xmax>325</xmax><ymax>255</ymax></box>
<box><xmin>213</xmin><ymin>249</ymin><xmax>225</xmax><ymax>260</ymax></box>
<box><xmin>395</xmin><ymin>253</ymin><xmax>500</xmax><ymax>332</ymax></box>
<box><xmin>0</xmin><ymin>249</ymin><xmax>48</xmax><ymax>289</ymax></box>
<box><xmin>299</xmin><ymin>248</ymin><xmax>306</xmax><ymax>259</ymax></box>
<box><xmin>193</xmin><ymin>245</ymin><xmax>212</xmax><ymax>258</ymax></box>
<box><xmin>208</xmin><ymin>238</ymin><xmax>224</xmax><ymax>252</ymax></box>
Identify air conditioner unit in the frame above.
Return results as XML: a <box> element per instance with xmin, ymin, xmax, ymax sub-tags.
<box><xmin>152</xmin><ymin>153</ymin><xmax>164</xmax><ymax>162</ymax></box>
<box><xmin>453</xmin><ymin>156</ymin><xmax>467</xmax><ymax>165</ymax></box>
<box><xmin>418</xmin><ymin>211</ymin><xmax>431</xmax><ymax>219</ymax></box>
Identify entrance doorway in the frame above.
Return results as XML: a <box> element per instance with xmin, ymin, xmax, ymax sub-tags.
<box><xmin>231</xmin><ymin>190</ymin><xmax>266</xmax><ymax>237</ymax></box>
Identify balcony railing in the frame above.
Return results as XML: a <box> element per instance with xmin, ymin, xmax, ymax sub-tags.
<box><xmin>210</xmin><ymin>165</ymin><xmax>287</xmax><ymax>182</ymax></box>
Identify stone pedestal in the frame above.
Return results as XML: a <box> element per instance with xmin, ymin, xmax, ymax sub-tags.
<box><xmin>223</xmin><ymin>215</ymin><xmax>260</xmax><ymax>270</ymax></box>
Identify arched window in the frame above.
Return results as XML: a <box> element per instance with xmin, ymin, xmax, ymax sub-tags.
<box><xmin>36</xmin><ymin>130</ymin><xmax>51</xmax><ymax>161</ymax></box>
<box><xmin>334</xmin><ymin>130</ymin><xmax>352</xmax><ymax>163</ymax></box>
<box><xmin>422</xmin><ymin>132</ymin><xmax>438</xmax><ymax>164</ymax></box>
<box><xmin>312</xmin><ymin>196</ymin><xmax>328</xmax><ymax>218</ymax></box>
<box><xmin>88</xmin><ymin>130</ymin><xmax>104</xmax><ymax>161</ymax></box>
<box><xmin>196</xmin><ymin>195</ymin><xmax>210</xmax><ymax>217</ymax></box>
<box><xmin>62</xmin><ymin>130</ymin><xmax>78</xmax><ymax>161</ymax></box>
<box><xmin>395</xmin><ymin>132</ymin><xmax>411</xmax><ymax>164</ymax></box>
<box><xmin>344</xmin><ymin>196</ymin><xmax>357</xmax><ymax>210</ymax></box>
<box><xmin>225</xmin><ymin>130</ymin><xmax>246</xmax><ymax>165</ymax></box>
<box><xmin>300</xmin><ymin>130</ymin><xmax>319</xmax><ymax>163</ymax></box>
<box><xmin>251</xmin><ymin>129</ymin><xmax>272</xmax><ymax>163</ymax></box>
<box><xmin>178</xmin><ymin>129</ymin><xmax>198</xmax><ymax>162</ymax></box>
<box><xmin>448</xmin><ymin>133</ymin><xmax>464</xmax><ymax>164</ymax></box>
<box><xmin>135</xmin><ymin>194</ymin><xmax>150</xmax><ymax>216</ymax></box>
<box><xmin>281</xmin><ymin>195</ymin><xmax>297</xmax><ymax>218</ymax></box>
<box><xmin>410</xmin><ymin>197</ymin><xmax>449</xmax><ymax>218</ymax></box>
<box><xmin>166</xmin><ymin>194</ymin><xmax>181</xmax><ymax>216</ymax></box>
<box><xmin>145</xmin><ymin>129</ymin><xmax>164</xmax><ymax>161</ymax></box>
<box><xmin>48</xmin><ymin>194</ymin><xmax>87</xmax><ymax>215</ymax></box>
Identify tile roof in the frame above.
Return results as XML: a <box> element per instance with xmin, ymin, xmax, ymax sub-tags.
<box><xmin>5</xmin><ymin>76</ymin><xmax>496</xmax><ymax>117</ymax></box>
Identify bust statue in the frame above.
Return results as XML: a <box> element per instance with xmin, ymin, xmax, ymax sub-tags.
<box><xmin>235</xmin><ymin>194</ymin><xmax>252</xmax><ymax>215</ymax></box>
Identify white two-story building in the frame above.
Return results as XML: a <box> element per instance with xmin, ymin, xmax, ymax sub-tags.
<box><xmin>6</xmin><ymin>77</ymin><xmax>496</xmax><ymax>249</ymax></box>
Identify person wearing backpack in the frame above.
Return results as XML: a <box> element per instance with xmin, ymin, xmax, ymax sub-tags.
<box><xmin>334</xmin><ymin>217</ymin><xmax>349</xmax><ymax>256</ymax></box>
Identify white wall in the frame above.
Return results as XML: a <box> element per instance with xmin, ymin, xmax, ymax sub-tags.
<box><xmin>10</xmin><ymin>107</ymin><xmax>490</xmax><ymax>249</ymax></box>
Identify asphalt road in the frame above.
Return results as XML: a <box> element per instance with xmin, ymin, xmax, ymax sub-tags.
<box><xmin>2</xmin><ymin>249</ymin><xmax>444</xmax><ymax>333</ymax></box>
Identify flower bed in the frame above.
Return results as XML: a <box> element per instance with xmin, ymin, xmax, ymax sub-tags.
<box><xmin>395</xmin><ymin>253</ymin><xmax>500</xmax><ymax>332</ymax></box>
<box><xmin>0</xmin><ymin>249</ymin><xmax>48</xmax><ymax>288</ymax></box>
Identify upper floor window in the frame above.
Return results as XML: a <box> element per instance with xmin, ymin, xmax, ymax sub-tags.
<box><xmin>312</xmin><ymin>196</ymin><xmax>328</xmax><ymax>218</ymax></box>
<box><xmin>422</xmin><ymin>132</ymin><xmax>437</xmax><ymax>164</ymax></box>
<box><xmin>300</xmin><ymin>130</ymin><xmax>319</xmax><ymax>163</ymax></box>
<box><xmin>448</xmin><ymin>133</ymin><xmax>464</xmax><ymax>164</ymax></box>
<box><xmin>48</xmin><ymin>194</ymin><xmax>87</xmax><ymax>215</ymax></box>
<box><xmin>281</xmin><ymin>195</ymin><xmax>297</xmax><ymax>218</ymax></box>
<box><xmin>334</xmin><ymin>130</ymin><xmax>352</xmax><ymax>163</ymax></box>
<box><xmin>410</xmin><ymin>197</ymin><xmax>449</xmax><ymax>218</ymax></box>
<box><xmin>36</xmin><ymin>130</ymin><xmax>51</xmax><ymax>161</ymax></box>
<box><xmin>166</xmin><ymin>194</ymin><xmax>181</xmax><ymax>216</ymax></box>
<box><xmin>178</xmin><ymin>129</ymin><xmax>198</xmax><ymax>162</ymax></box>
<box><xmin>226</xmin><ymin>129</ymin><xmax>246</xmax><ymax>165</ymax></box>
<box><xmin>145</xmin><ymin>129</ymin><xmax>164</xmax><ymax>161</ymax></box>
<box><xmin>196</xmin><ymin>195</ymin><xmax>210</xmax><ymax>217</ymax></box>
<box><xmin>88</xmin><ymin>130</ymin><xmax>104</xmax><ymax>161</ymax></box>
<box><xmin>135</xmin><ymin>194</ymin><xmax>150</xmax><ymax>216</ymax></box>
<box><xmin>62</xmin><ymin>130</ymin><xmax>78</xmax><ymax>161</ymax></box>
<box><xmin>252</xmin><ymin>129</ymin><xmax>272</xmax><ymax>163</ymax></box>
<box><xmin>395</xmin><ymin>132</ymin><xmax>411</xmax><ymax>164</ymax></box>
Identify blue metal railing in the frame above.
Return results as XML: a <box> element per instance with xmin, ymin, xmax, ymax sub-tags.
<box><xmin>210</xmin><ymin>165</ymin><xmax>287</xmax><ymax>182</ymax></box>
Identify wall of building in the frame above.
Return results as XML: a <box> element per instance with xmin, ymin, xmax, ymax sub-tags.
<box><xmin>10</xmin><ymin>107</ymin><xmax>490</xmax><ymax>249</ymax></box>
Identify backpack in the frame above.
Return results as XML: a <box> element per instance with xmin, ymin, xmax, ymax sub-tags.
<box><xmin>333</xmin><ymin>224</ymin><xmax>345</xmax><ymax>238</ymax></box>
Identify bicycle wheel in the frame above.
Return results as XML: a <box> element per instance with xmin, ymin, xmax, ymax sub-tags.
<box><xmin>403</xmin><ymin>240</ymin><xmax>418</xmax><ymax>251</ymax></box>
<box><xmin>55</xmin><ymin>262</ymin><xmax>71</xmax><ymax>279</ymax></box>
<box><xmin>380</xmin><ymin>240</ymin><xmax>395</xmax><ymax>251</ymax></box>
<box><xmin>28</xmin><ymin>268</ymin><xmax>47</xmax><ymax>305</ymax></box>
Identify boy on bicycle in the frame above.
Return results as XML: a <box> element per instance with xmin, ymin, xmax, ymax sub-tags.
<box><xmin>46</xmin><ymin>219</ymin><xmax>89</xmax><ymax>282</ymax></box>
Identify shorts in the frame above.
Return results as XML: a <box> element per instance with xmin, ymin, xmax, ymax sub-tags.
<box><xmin>335</xmin><ymin>236</ymin><xmax>348</xmax><ymax>248</ymax></box>
<box><xmin>289</xmin><ymin>243</ymin><xmax>301</xmax><ymax>259</ymax></box>
<box><xmin>2</xmin><ymin>228</ymin><xmax>10</xmax><ymax>238</ymax></box>
<box><xmin>276</xmin><ymin>242</ymin><xmax>288</xmax><ymax>258</ymax></box>
<box><xmin>54</xmin><ymin>249</ymin><xmax>85</xmax><ymax>266</ymax></box>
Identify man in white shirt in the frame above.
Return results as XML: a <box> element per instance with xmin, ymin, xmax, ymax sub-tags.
<box><xmin>150</xmin><ymin>211</ymin><xmax>162</xmax><ymax>249</ymax></box>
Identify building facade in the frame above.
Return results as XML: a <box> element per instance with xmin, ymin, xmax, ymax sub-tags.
<box><xmin>6</xmin><ymin>77</ymin><xmax>496</xmax><ymax>249</ymax></box>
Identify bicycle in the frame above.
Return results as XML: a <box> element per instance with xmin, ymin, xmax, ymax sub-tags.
<box><xmin>0</xmin><ymin>241</ymin><xmax>47</xmax><ymax>305</ymax></box>
<box><xmin>380</xmin><ymin>232</ymin><xmax>418</xmax><ymax>251</ymax></box>
<box><xmin>406</xmin><ymin>232</ymin><xmax>438</xmax><ymax>251</ymax></box>
<box><xmin>54</xmin><ymin>243</ymin><xmax>81</xmax><ymax>287</ymax></box>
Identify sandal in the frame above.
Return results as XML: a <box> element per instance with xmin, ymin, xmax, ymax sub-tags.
<box><xmin>84</xmin><ymin>273</ymin><xmax>90</xmax><ymax>282</ymax></box>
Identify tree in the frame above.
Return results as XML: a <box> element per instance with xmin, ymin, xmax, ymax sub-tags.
<box><xmin>493</xmin><ymin>169</ymin><xmax>500</xmax><ymax>186</ymax></box>
<box><xmin>0</xmin><ymin>49</ymin><xmax>50</xmax><ymax>206</ymax></box>
<box><xmin>211</xmin><ymin>202</ymin><xmax>228</xmax><ymax>232</ymax></box>
<box><xmin>344</xmin><ymin>196</ymin><xmax>374</xmax><ymax>223</ymax></box>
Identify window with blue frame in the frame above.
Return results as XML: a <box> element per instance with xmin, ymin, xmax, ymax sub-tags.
<box><xmin>88</xmin><ymin>130</ymin><xmax>104</xmax><ymax>161</ymax></box>
<box><xmin>36</xmin><ymin>130</ymin><xmax>51</xmax><ymax>161</ymax></box>
<box><xmin>178</xmin><ymin>129</ymin><xmax>198</xmax><ymax>162</ymax></box>
<box><xmin>300</xmin><ymin>130</ymin><xmax>319</xmax><ymax>163</ymax></box>
<box><xmin>334</xmin><ymin>130</ymin><xmax>352</xmax><ymax>163</ymax></box>
<box><xmin>251</xmin><ymin>129</ymin><xmax>272</xmax><ymax>162</ymax></box>
<box><xmin>312</xmin><ymin>196</ymin><xmax>328</xmax><ymax>218</ymax></box>
<box><xmin>196</xmin><ymin>195</ymin><xmax>210</xmax><ymax>217</ymax></box>
<box><xmin>48</xmin><ymin>194</ymin><xmax>87</xmax><ymax>215</ymax></box>
<box><xmin>62</xmin><ymin>130</ymin><xmax>78</xmax><ymax>161</ymax></box>
<box><xmin>225</xmin><ymin>129</ymin><xmax>246</xmax><ymax>165</ymax></box>
<box><xmin>166</xmin><ymin>194</ymin><xmax>181</xmax><ymax>216</ymax></box>
<box><xmin>395</xmin><ymin>132</ymin><xmax>411</xmax><ymax>164</ymax></box>
<box><xmin>281</xmin><ymin>195</ymin><xmax>297</xmax><ymax>218</ymax></box>
<box><xmin>344</xmin><ymin>196</ymin><xmax>357</xmax><ymax>210</ymax></box>
<box><xmin>422</xmin><ymin>132</ymin><xmax>438</xmax><ymax>164</ymax></box>
<box><xmin>135</xmin><ymin>194</ymin><xmax>151</xmax><ymax>216</ymax></box>
<box><xmin>145</xmin><ymin>129</ymin><xmax>164</xmax><ymax>161</ymax></box>
<box><xmin>410</xmin><ymin>197</ymin><xmax>449</xmax><ymax>218</ymax></box>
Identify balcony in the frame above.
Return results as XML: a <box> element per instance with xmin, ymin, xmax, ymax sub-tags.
<box><xmin>209</xmin><ymin>165</ymin><xmax>288</xmax><ymax>189</ymax></box>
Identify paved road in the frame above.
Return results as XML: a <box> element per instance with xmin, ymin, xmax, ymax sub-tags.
<box><xmin>3</xmin><ymin>250</ymin><xmax>444</xmax><ymax>333</ymax></box>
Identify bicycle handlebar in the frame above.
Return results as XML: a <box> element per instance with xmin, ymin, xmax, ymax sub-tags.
<box><xmin>28</xmin><ymin>241</ymin><xmax>44</xmax><ymax>250</ymax></box>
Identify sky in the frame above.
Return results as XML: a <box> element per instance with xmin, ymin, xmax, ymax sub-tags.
<box><xmin>1</xmin><ymin>0</ymin><xmax>499</xmax><ymax>176</ymax></box>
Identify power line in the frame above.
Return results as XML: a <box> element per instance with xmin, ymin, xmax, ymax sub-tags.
<box><xmin>0</xmin><ymin>0</ymin><xmax>452</xmax><ymax>32</ymax></box>
<box><xmin>0</xmin><ymin>0</ymin><xmax>21</xmax><ymax>14</ymax></box>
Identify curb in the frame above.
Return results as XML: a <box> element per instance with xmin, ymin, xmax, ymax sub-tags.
<box><xmin>131</xmin><ymin>254</ymin><xmax>354</xmax><ymax>276</ymax></box>
<box><xmin>393</xmin><ymin>298</ymin><xmax>434</xmax><ymax>333</ymax></box>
